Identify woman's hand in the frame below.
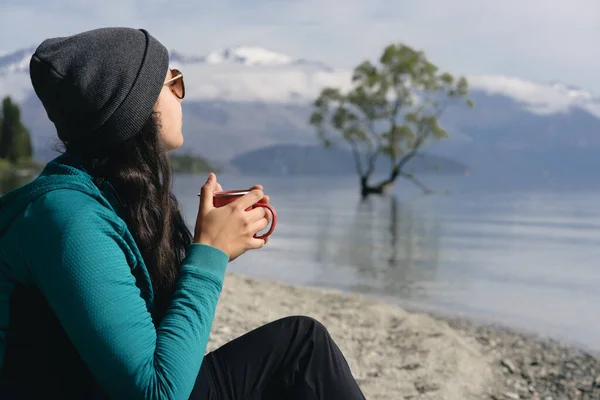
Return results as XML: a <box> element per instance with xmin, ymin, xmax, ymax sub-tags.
<box><xmin>214</xmin><ymin>182</ymin><xmax>272</xmax><ymax>246</ymax></box>
<box><xmin>247</xmin><ymin>184</ymin><xmax>271</xmax><ymax>245</ymax></box>
<box><xmin>193</xmin><ymin>174</ymin><xmax>270</xmax><ymax>260</ymax></box>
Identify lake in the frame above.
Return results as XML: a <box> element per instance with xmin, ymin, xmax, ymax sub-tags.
<box><xmin>174</xmin><ymin>173</ymin><xmax>600</xmax><ymax>353</ymax></box>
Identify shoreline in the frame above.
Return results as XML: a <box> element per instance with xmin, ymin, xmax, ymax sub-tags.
<box><xmin>282</xmin><ymin>280</ymin><xmax>600</xmax><ymax>358</ymax></box>
<box><xmin>208</xmin><ymin>273</ymin><xmax>600</xmax><ymax>399</ymax></box>
<box><xmin>391</xmin><ymin>300</ymin><xmax>600</xmax><ymax>359</ymax></box>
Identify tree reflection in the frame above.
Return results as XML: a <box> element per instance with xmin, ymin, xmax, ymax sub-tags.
<box><xmin>314</xmin><ymin>193</ymin><xmax>442</xmax><ymax>301</ymax></box>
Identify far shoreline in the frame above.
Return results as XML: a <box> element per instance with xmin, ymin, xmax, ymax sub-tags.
<box><xmin>413</xmin><ymin>301</ymin><xmax>600</xmax><ymax>357</ymax></box>
<box><xmin>376</xmin><ymin>293</ymin><xmax>600</xmax><ymax>358</ymax></box>
<box><xmin>238</xmin><ymin>271</ymin><xmax>600</xmax><ymax>358</ymax></box>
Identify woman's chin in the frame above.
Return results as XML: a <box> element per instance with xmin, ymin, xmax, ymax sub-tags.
<box><xmin>161</xmin><ymin>136</ymin><xmax>184</xmax><ymax>152</ymax></box>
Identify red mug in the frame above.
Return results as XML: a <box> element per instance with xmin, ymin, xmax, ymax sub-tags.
<box><xmin>213</xmin><ymin>190</ymin><xmax>277</xmax><ymax>240</ymax></box>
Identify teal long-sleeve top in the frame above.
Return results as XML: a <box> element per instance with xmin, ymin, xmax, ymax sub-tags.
<box><xmin>0</xmin><ymin>154</ymin><xmax>228</xmax><ymax>399</ymax></box>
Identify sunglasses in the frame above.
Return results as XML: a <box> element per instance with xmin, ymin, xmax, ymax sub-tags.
<box><xmin>164</xmin><ymin>68</ymin><xmax>185</xmax><ymax>99</ymax></box>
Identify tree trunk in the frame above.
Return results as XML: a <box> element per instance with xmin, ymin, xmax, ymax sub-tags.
<box><xmin>360</xmin><ymin>176</ymin><xmax>389</xmax><ymax>198</ymax></box>
<box><xmin>360</xmin><ymin>167</ymin><xmax>433</xmax><ymax>199</ymax></box>
<box><xmin>0</xmin><ymin>101</ymin><xmax>16</xmax><ymax>160</ymax></box>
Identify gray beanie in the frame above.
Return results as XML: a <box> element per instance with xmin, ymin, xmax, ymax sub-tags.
<box><xmin>29</xmin><ymin>27</ymin><xmax>169</xmax><ymax>155</ymax></box>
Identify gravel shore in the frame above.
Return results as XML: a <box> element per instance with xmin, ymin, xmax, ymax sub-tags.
<box><xmin>445</xmin><ymin>317</ymin><xmax>600</xmax><ymax>400</ymax></box>
<box><xmin>207</xmin><ymin>273</ymin><xmax>600</xmax><ymax>399</ymax></box>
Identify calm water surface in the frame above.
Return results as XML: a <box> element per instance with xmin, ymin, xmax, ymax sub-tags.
<box><xmin>174</xmin><ymin>174</ymin><xmax>600</xmax><ymax>353</ymax></box>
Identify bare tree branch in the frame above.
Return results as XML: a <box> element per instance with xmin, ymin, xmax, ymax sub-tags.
<box><xmin>388</xmin><ymin>95</ymin><xmax>402</xmax><ymax>168</ymax></box>
<box><xmin>347</xmin><ymin>138</ymin><xmax>365</xmax><ymax>178</ymax></box>
<box><xmin>364</xmin><ymin>119</ymin><xmax>383</xmax><ymax>179</ymax></box>
<box><xmin>400</xmin><ymin>172</ymin><xmax>434</xmax><ymax>194</ymax></box>
<box><xmin>396</xmin><ymin>132</ymin><xmax>427</xmax><ymax>172</ymax></box>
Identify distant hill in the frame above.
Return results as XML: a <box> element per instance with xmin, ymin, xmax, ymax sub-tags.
<box><xmin>231</xmin><ymin>144</ymin><xmax>469</xmax><ymax>176</ymax></box>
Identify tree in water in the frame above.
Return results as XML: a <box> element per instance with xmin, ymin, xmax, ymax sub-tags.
<box><xmin>310</xmin><ymin>43</ymin><xmax>474</xmax><ymax>198</ymax></box>
<box><xmin>0</xmin><ymin>96</ymin><xmax>33</xmax><ymax>163</ymax></box>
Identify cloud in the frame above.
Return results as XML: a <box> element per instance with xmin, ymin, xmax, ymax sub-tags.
<box><xmin>1</xmin><ymin>0</ymin><xmax>599</xmax><ymax>92</ymax></box>
<box><xmin>168</xmin><ymin>62</ymin><xmax>353</xmax><ymax>103</ymax></box>
<box><xmin>468</xmin><ymin>75</ymin><xmax>600</xmax><ymax>117</ymax></box>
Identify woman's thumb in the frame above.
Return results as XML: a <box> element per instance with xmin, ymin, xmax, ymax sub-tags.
<box><xmin>199</xmin><ymin>173</ymin><xmax>216</xmax><ymax>212</ymax></box>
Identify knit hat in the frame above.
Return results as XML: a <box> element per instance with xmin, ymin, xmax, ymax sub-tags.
<box><xmin>29</xmin><ymin>27</ymin><xmax>169</xmax><ymax>155</ymax></box>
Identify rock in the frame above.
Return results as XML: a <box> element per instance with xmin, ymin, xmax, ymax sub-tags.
<box><xmin>555</xmin><ymin>372</ymin><xmax>567</xmax><ymax>381</ymax></box>
<box><xmin>414</xmin><ymin>381</ymin><xmax>440</xmax><ymax>394</ymax></box>
<box><xmin>215</xmin><ymin>325</ymin><xmax>232</xmax><ymax>334</ymax></box>
<box><xmin>594</xmin><ymin>375</ymin><xmax>600</xmax><ymax>387</ymax></box>
<box><xmin>502</xmin><ymin>359</ymin><xmax>517</xmax><ymax>374</ymax></box>
<box><xmin>503</xmin><ymin>392</ymin><xmax>520</xmax><ymax>399</ymax></box>
<box><xmin>521</xmin><ymin>368</ymin><xmax>533</xmax><ymax>382</ymax></box>
<box><xmin>477</xmin><ymin>335</ymin><xmax>490</xmax><ymax>345</ymax></box>
<box><xmin>399</xmin><ymin>362</ymin><xmax>420</xmax><ymax>371</ymax></box>
<box><xmin>577</xmin><ymin>385</ymin><xmax>593</xmax><ymax>394</ymax></box>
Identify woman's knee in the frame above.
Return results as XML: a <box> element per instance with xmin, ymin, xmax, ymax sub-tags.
<box><xmin>281</xmin><ymin>315</ymin><xmax>329</xmax><ymax>335</ymax></box>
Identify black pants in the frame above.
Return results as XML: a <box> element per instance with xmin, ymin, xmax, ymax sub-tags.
<box><xmin>190</xmin><ymin>316</ymin><xmax>366</xmax><ymax>400</ymax></box>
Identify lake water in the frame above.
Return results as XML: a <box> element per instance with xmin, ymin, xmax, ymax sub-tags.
<box><xmin>174</xmin><ymin>173</ymin><xmax>600</xmax><ymax>353</ymax></box>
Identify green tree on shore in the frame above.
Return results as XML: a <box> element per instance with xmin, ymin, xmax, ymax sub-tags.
<box><xmin>309</xmin><ymin>43</ymin><xmax>474</xmax><ymax>198</ymax></box>
<box><xmin>0</xmin><ymin>96</ymin><xmax>33</xmax><ymax>164</ymax></box>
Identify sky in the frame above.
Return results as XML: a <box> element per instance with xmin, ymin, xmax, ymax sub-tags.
<box><xmin>1</xmin><ymin>0</ymin><xmax>599</xmax><ymax>92</ymax></box>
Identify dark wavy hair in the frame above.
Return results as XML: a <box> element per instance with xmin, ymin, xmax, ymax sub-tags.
<box><xmin>63</xmin><ymin>112</ymin><xmax>192</xmax><ymax>324</ymax></box>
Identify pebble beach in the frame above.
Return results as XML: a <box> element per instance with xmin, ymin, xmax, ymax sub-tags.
<box><xmin>207</xmin><ymin>273</ymin><xmax>600</xmax><ymax>400</ymax></box>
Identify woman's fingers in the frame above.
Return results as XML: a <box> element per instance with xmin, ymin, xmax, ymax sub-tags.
<box><xmin>262</xmin><ymin>197</ymin><xmax>272</xmax><ymax>222</ymax></box>
<box><xmin>199</xmin><ymin>173</ymin><xmax>216</xmax><ymax>214</ymax></box>
<box><xmin>234</xmin><ymin>190</ymin><xmax>265</xmax><ymax>211</ymax></box>
<box><xmin>249</xmin><ymin>185</ymin><xmax>268</xmax><ymax>204</ymax></box>
<box><xmin>245</xmin><ymin>190</ymin><xmax>271</xmax><ymax>221</ymax></box>
<box><xmin>250</xmin><ymin>217</ymin><xmax>269</xmax><ymax>235</ymax></box>
<box><xmin>245</xmin><ymin>205</ymin><xmax>267</xmax><ymax>223</ymax></box>
<box><xmin>247</xmin><ymin>237</ymin><xmax>266</xmax><ymax>250</ymax></box>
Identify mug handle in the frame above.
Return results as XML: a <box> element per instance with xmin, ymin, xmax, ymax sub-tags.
<box><xmin>252</xmin><ymin>203</ymin><xmax>277</xmax><ymax>240</ymax></box>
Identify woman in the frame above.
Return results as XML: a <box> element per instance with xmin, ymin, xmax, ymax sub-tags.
<box><xmin>0</xmin><ymin>28</ymin><xmax>365</xmax><ymax>399</ymax></box>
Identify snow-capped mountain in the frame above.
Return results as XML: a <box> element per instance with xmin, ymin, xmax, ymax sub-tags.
<box><xmin>0</xmin><ymin>45</ymin><xmax>343</xmax><ymax>104</ymax></box>
<box><xmin>0</xmin><ymin>47</ymin><xmax>35</xmax><ymax>75</ymax></box>
<box><xmin>2</xmin><ymin>45</ymin><xmax>599</xmax><ymax>116</ymax></box>
<box><xmin>2</xmin><ymin>45</ymin><xmax>600</xmax><ymax>179</ymax></box>
<box><xmin>172</xmin><ymin>46</ymin><xmax>331</xmax><ymax>69</ymax></box>
<box><xmin>0</xmin><ymin>45</ymin><xmax>330</xmax><ymax>72</ymax></box>
<box><xmin>167</xmin><ymin>47</ymin><xmax>345</xmax><ymax>103</ymax></box>
<box><xmin>0</xmin><ymin>47</ymin><xmax>38</xmax><ymax>106</ymax></box>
